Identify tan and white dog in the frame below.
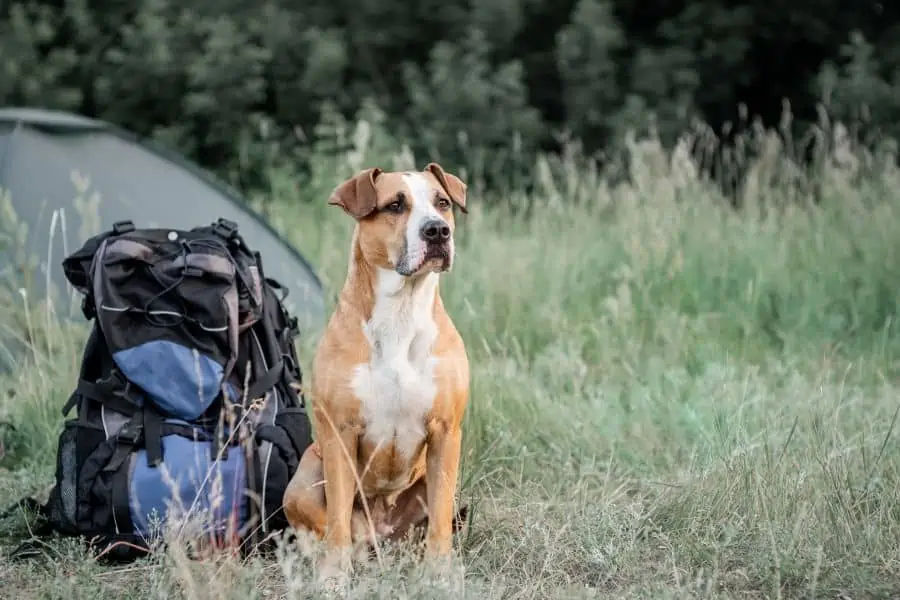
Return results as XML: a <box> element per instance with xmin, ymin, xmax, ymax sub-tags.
<box><xmin>282</xmin><ymin>163</ymin><xmax>470</xmax><ymax>580</ymax></box>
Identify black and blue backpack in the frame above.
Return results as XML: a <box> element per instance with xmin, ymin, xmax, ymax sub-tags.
<box><xmin>32</xmin><ymin>218</ymin><xmax>312</xmax><ymax>560</ymax></box>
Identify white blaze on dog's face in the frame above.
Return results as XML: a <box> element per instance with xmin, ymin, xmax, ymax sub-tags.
<box><xmin>327</xmin><ymin>163</ymin><xmax>467</xmax><ymax>277</ymax></box>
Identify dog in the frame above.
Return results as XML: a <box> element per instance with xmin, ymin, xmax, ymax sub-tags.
<box><xmin>282</xmin><ymin>163</ymin><xmax>471</xmax><ymax>581</ymax></box>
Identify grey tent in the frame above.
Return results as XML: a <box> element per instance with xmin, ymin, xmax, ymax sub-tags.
<box><xmin>0</xmin><ymin>107</ymin><xmax>325</xmax><ymax>334</ymax></box>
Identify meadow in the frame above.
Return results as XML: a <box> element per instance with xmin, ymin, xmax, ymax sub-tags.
<box><xmin>1</xmin><ymin>117</ymin><xmax>900</xmax><ymax>599</ymax></box>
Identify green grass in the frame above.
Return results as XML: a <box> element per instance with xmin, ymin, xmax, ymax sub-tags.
<box><xmin>2</xmin><ymin>124</ymin><xmax>900</xmax><ymax>599</ymax></box>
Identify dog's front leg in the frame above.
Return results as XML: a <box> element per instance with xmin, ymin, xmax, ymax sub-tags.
<box><xmin>424</xmin><ymin>418</ymin><xmax>463</xmax><ymax>561</ymax></box>
<box><xmin>319</xmin><ymin>421</ymin><xmax>360</xmax><ymax>580</ymax></box>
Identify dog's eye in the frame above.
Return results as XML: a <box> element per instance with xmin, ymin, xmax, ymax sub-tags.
<box><xmin>436</xmin><ymin>198</ymin><xmax>451</xmax><ymax>211</ymax></box>
<box><xmin>385</xmin><ymin>199</ymin><xmax>405</xmax><ymax>214</ymax></box>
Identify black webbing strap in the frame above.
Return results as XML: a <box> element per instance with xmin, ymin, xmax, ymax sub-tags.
<box><xmin>210</xmin><ymin>405</ymin><xmax>228</xmax><ymax>463</ymax></box>
<box><xmin>66</xmin><ymin>379</ymin><xmax>143</xmax><ymax>417</ymax></box>
<box><xmin>245</xmin><ymin>358</ymin><xmax>285</xmax><ymax>402</ymax></box>
<box><xmin>142</xmin><ymin>406</ymin><xmax>165</xmax><ymax>467</ymax></box>
<box><xmin>103</xmin><ymin>416</ymin><xmax>142</xmax><ymax>474</ymax></box>
<box><xmin>245</xmin><ymin>426</ymin><xmax>264</xmax><ymax>539</ymax></box>
<box><xmin>163</xmin><ymin>422</ymin><xmax>212</xmax><ymax>441</ymax></box>
<box><xmin>60</xmin><ymin>392</ymin><xmax>80</xmax><ymax>417</ymax></box>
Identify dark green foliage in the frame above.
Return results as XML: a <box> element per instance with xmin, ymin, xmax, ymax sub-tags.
<box><xmin>1</xmin><ymin>0</ymin><xmax>899</xmax><ymax>198</ymax></box>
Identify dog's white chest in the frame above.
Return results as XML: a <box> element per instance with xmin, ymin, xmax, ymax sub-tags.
<box><xmin>350</xmin><ymin>270</ymin><xmax>440</xmax><ymax>460</ymax></box>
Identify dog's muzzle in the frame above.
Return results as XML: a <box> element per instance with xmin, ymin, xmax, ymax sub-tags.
<box><xmin>420</xmin><ymin>219</ymin><xmax>452</xmax><ymax>270</ymax></box>
<box><xmin>396</xmin><ymin>219</ymin><xmax>453</xmax><ymax>276</ymax></box>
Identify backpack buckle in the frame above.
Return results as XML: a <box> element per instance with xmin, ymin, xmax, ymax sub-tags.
<box><xmin>116</xmin><ymin>422</ymin><xmax>141</xmax><ymax>446</ymax></box>
<box><xmin>112</xmin><ymin>220</ymin><xmax>135</xmax><ymax>235</ymax></box>
<box><xmin>213</xmin><ymin>218</ymin><xmax>239</xmax><ymax>241</ymax></box>
<box><xmin>104</xmin><ymin>421</ymin><xmax>142</xmax><ymax>474</ymax></box>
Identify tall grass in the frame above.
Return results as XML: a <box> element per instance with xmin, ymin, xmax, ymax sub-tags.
<box><xmin>2</xmin><ymin>113</ymin><xmax>900</xmax><ymax>598</ymax></box>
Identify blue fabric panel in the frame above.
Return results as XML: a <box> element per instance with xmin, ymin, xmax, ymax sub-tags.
<box><xmin>222</xmin><ymin>383</ymin><xmax>242</xmax><ymax>404</ymax></box>
<box><xmin>129</xmin><ymin>434</ymin><xmax>248</xmax><ymax>538</ymax></box>
<box><xmin>113</xmin><ymin>340</ymin><xmax>223</xmax><ymax>420</ymax></box>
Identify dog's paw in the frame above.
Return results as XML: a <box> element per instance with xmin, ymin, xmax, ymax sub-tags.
<box><xmin>317</xmin><ymin>566</ymin><xmax>350</xmax><ymax>599</ymax></box>
<box><xmin>423</xmin><ymin>547</ymin><xmax>454</xmax><ymax>577</ymax></box>
<box><xmin>316</xmin><ymin>548</ymin><xmax>353</xmax><ymax>597</ymax></box>
<box><xmin>419</xmin><ymin>555</ymin><xmax>464</xmax><ymax>596</ymax></box>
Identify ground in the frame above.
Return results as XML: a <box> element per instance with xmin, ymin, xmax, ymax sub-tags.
<box><xmin>1</xmin><ymin>135</ymin><xmax>900</xmax><ymax>599</ymax></box>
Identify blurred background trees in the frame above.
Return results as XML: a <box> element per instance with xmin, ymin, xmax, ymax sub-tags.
<box><xmin>2</xmin><ymin>0</ymin><xmax>897</xmax><ymax>199</ymax></box>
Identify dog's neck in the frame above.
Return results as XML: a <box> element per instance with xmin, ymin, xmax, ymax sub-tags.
<box><xmin>340</xmin><ymin>231</ymin><xmax>440</xmax><ymax>351</ymax></box>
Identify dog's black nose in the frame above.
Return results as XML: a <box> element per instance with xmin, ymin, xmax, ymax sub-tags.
<box><xmin>421</xmin><ymin>219</ymin><xmax>450</xmax><ymax>242</ymax></box>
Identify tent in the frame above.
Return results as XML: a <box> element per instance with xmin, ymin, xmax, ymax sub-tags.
<box><xmin>0</xmin><ymin>107</ymin><xmax>325</xmax><ymax>335</ymax></box>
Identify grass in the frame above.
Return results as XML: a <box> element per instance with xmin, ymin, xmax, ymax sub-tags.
<box><xmin>2</xmin><ymin>118</ymin><xmax>900</xmax><ymax>599</ymax></box>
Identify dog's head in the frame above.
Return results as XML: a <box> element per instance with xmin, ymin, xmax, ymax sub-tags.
<box><xmin>328</xmin><ymin>163</ymin><xmax>467</xmax><ymax>277</ymax></box>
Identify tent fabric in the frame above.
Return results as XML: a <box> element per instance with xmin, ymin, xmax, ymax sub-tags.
<box><xmin>0</xmin><ymin>107</ymin><xmax>325</xmax><ymax>333</ymax></box>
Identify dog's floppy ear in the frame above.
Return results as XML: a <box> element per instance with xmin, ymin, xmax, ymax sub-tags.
<box><xmin>426</xmin><ymin>162</ymin><xmax>467</xmax><ymax>213</ymax></box>
<box><xmin>328</xmin><ymin>167</ymin><xmax>383</xmax><ymax>219</ymax></box>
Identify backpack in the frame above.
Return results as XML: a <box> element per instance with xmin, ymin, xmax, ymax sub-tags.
<box><xmin>34</xmin><ymin>218</ymin><xmax>313</xmax><ymax>560</ymax></box>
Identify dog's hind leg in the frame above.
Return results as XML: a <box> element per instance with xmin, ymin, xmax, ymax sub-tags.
<box><xmin>383</xmin><ymin>479</ymin><xmax>429</xmax><ymax>544</ymax></box>
<box><xmin>283</xmin><ymin>442</ymin><xmax>327</xmax><ymax>540</ymax></box>
<box><xmin>383</xmin><ymin>478</ymin><xmax>469</xmax><ymax>546</ymax></box>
